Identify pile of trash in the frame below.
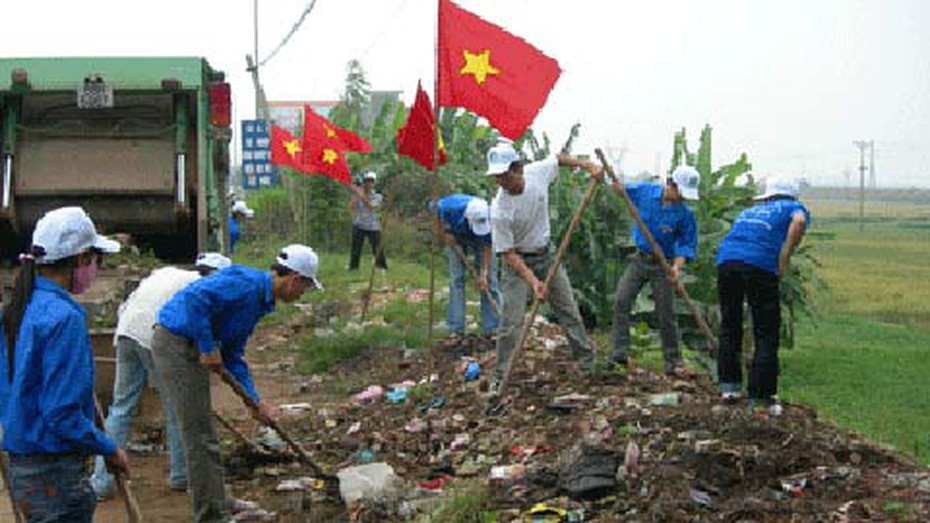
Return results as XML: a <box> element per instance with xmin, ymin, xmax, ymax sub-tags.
<box><xmin>226</xmin><ymin>316</ymin><xmax>929</xmax><ymax>522</ymax></box>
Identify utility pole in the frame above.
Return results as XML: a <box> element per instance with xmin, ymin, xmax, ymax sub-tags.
<box><xmin>869</xmin><ymin>140</ymin><xmax>876</xmax><ymax>188</ymax></box>
<box><xmin>854</xmin><ymin>140</ymin><xmax>870</xmax><ymax>232</ymax></box>
<box><xmin>246</xmin><ymin>0</ymin><xmax>269</xmax><ymax>121</ymax></box>
<box><xmin>253</xmin><ymin>0</ymin><xmax>260</xmax><ymax>119</ymax></box>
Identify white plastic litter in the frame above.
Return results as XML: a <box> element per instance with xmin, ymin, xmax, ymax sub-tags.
<box><xmin>337</xmin><ymin>462</ymin><xmax>403</xmax><ymax>505</ymax></box>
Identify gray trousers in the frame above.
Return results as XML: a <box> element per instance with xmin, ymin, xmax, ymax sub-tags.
<box><xmin>151</xmin><ymin>326</ymin><xmax>231</xmax><ymax>523</ymax></box>
<box><xmin>494</xmin><ymin>248</ymin><xmax>595</xmax><ymax>380</ymax></box>
<box><xmin>611</xmin><ymin>252</ymin><xmax>682</xmax><ymax>371</ymax></box>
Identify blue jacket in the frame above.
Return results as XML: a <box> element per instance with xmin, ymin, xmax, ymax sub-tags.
<box><xmin>157</xmin><ymin>265</ymin><xmax>274</xmax><ymax>401</ymax></box>
<box><xmin>434</xmin><ymin>194</ymin><xmax>492</xmax><ymax>246</ymax></box>
<box><xmin>0</xmin><ymin>278</ymin><xmax>116</xmax><ymax>456</ymax></box>
<box><xmin>626</xmin><ymin>183</ymin><xmax>698</xmax><ymax>261</ymax></box>
<box><xmin>717</xmin><ymin>198</ymin><xmax>810</xmax><ymax>275</ymax></box>
<box><xmin>229</xmin><ymin>215</ymin><xmax>241</xmax><ymax>253</ymax></box>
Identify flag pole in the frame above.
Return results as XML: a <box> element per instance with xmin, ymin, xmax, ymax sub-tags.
<box><xmin>428</xmin><ymin>0</ymin><xmax>442</xmax><ymax>348</ymax></box>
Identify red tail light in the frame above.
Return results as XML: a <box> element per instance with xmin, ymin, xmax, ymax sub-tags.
<box><xmin>209</xmin><ymin>82</ymin><xmax>231</xmax><ymax>127</ymax></box>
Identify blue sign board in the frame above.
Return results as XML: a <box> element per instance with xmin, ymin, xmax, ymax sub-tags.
<box><xmin>241</xmin><ymin>119</ymin><xmax>279</xmax><ymax>189</ymax></box>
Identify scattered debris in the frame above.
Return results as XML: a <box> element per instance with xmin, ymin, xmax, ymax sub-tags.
<box><xmin>205</xmin><ymin>313</ymin><xmax>929</xmax><ymax>522</ymax></box>
<box><xmin>337</xmin><ymin>462</ymin><xmax>403</xmax><ymax>505</ymax></box>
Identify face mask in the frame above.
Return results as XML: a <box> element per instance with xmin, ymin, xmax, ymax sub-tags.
<box><xmin>70</xmin><ymin>261</ymin><xmax>97</xmax><ymax>294</ymax></box>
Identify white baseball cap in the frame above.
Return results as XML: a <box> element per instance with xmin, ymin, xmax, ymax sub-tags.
<box><xmin>754</xmin><ymin>177</ymin><xmax>800</xmax><ymax>200</ymax></box>
<box><xmin>485</xmin><ymin>143</ymin><xmax>521</xmax><ymax>176</ymax></box>
<box><xmin>463</xmin><ymin>198</ymin><xmax>491</xmax><ymax>236</ymax></box>
<box><xmin>276</xmin><ymin>244</ymin><xmax>322</xmax><ymax>289</ymax></box>
<box><xmin>32</xmin><ymin>206</ymin><xmax>121</xmax><ymax>264</ymax></box>
<box><xmin>671</xmin><ymin>165</ymin><xmax>701</xmax><ymax>201</ymax></box>
<box><xmin>231</xmin><ymin>200</ymin><xmax>255</xmax><ymax>218</ymax></box>
<box><xmin>362</xmin><ymin>171</ymin><xmax>377</xmax><ymax>181</ymax></box>
<box><xmin>195</xmin><ymin>252</ymin><xmax>232</xmax><ymax>271</ymax></box>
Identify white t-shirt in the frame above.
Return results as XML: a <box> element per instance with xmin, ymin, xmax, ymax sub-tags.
<box><xmin>115</xmin><ymin>267</ymin><xmax>201</xmax><ymax>349</ymax></box>
<box><xmin>490</xmin><ymin>155</ymin><xmax>559</xmax><ymax>253</ymax></box>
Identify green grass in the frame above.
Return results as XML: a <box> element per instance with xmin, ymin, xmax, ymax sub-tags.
<box><xmin>782</xmin><ymin>314</ymin><xmax>930</xmax><ymax>464</ymax></box>
<box><xmin>294</xmin><ymin>325</ymin><xmax>415</xmax><ymax>374</ymax></box>
<box><xmin>806</xmin><ymin>200</ymin><xmax>930</xmax><ymax>328</ymax></box>
<box><xmin>430</xmin><ymin>480</ymin><xmax>495</xmax><ymax>523</ymax></box>
<box><xmin>288</xmin><ymin>254</ymin><xmax>448</xmax><ymax>373</ymax></box>
<box><xmin>779</xmin><ymin>199</ymin><xmax>930</xmax><ymax>464</ymax></box>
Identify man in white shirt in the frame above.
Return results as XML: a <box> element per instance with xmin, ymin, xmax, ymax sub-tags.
<box><xmin>91</xmin><ymin>252</ymin><xmax>231</xmax><ymax>499</ymax></box>
<box><xmin>487</xmin><ymin>143</ymin><xmax>603</xmax><ymax>395</ymax></box>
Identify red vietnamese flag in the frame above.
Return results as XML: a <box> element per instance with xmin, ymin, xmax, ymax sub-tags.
<box><xmin>270</xmin><ymin>125</ymin><xmax>310</xmax><ymax>172</ymax></box>
<box><xmin>301</xmin><ymin>106</ymin><xmax>372</xmax><ymax>186</ymax></box>
<box><xmin>437</xmin><ymin>0</ymin><xmax>561</xmax><ymax>141</ymax></box>
<box><xmin>397</xmin><ymin>81</ymin><xmax>448</xmax><ymax>171</ymax></box>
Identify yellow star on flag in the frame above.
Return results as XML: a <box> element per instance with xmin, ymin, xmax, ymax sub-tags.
<box><xmin>283</xmin><ymin>139</ymin><xmax>302</xmax><ymax>159</ymax></box>
<box><xmin>459</xmin><ymin>49</ymin><xmax>499</xmax><ymax>85</ymax></box>
<box><xmin>321</xmin><ymin>148</ymin><xmax>339</xmax><ymax>164</ymax></box>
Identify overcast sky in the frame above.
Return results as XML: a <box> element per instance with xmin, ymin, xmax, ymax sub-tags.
<box><xmin>2</xmin><ymin>0</ymin><xmax>928</xmax><ymax>187</ymax></box>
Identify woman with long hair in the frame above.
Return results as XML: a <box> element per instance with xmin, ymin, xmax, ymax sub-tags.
<box><xmin>0</xmin><ymin>206</ymin><xmax>129</xmax><ymax>522</ymax></box>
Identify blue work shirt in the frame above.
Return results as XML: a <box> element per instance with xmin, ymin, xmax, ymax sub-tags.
<box><xmin>157</xmin><ymin>265</ymin><xmax>275</xmax><ymax>401</ymax></box>
<box><xmin>435</xmin><ymin>194</ymin><xmax>492</xmax><ymax>246</ymax></box>
<box><xmin>229</xmin><ymin>215</ymin><xmax>241</xmax><ymax>253</ymax></box>
<box><xmin>717</xmin><ymin>198</ymin><xmax>810</xmax><ymax>276</ymax></box>
<box><xmin>0</xmin><ymin>278</ymin><xmax>115</xmax><ymax>456</ymax></box>
<box><xmin>625</xmin><ymin>183</ymin><xmax>698</xmax><ymax>261</ymax></box>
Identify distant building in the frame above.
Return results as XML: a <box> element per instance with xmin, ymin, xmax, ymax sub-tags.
<box><xmin>266</xmin><ymin>90</ymin><xmax>403</xmax><ymax>133</ymax></box>
<box><xmin>366</xmin><ymin>91</ymin><xmax>402</xmax><ymax>126</ymax></box>
<box><xmin>267</xmin><ymin>100</ymin><xmax>339</xmax><ymax>134</ymax></box>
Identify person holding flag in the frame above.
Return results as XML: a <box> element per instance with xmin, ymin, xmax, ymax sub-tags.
<box><xmin>348</xmin><ymin>171</ymin><xmax>387</xmax><ymax>271</ymax></box>
<box><xmin>486</xmin><ymin>143</ymin><xmax>603</xmax><ymax>396</ymax></box>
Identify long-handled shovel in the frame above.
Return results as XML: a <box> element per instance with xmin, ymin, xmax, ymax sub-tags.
<box><xmin>1</xmin><ymin>452</ymin><xmax>23</xmax><ymax>523</ymax></box>
<box><xmin>213</xmin><ymin>411</ymin><xmax>270</xmax><ymax>457</ymax></box>
<box><xmin>445</xmin><ymin>237</ymin><xmax>499</xmax><ymax>314</ymax></box>
<box><xmin>595</xmin><ymin>148</ymin><xmax>718</xmax><ymax>347</ymax></box>
<box><xmin>495</xmin><ymin>176</ymin><xmax>602</xmax><ymax>401</ymax></box>
<box><xmin>93</xmin><ymin>395</ymin><xmax>144</xmax><ymax>523</ymax></box>
<box><xmin>217</xmin><ymin>369</ymin><xmax>330</xmax><ymax>480</ymax></box>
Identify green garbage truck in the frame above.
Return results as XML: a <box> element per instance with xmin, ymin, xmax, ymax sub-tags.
<box><xmin>0</xmin><ymin>57</ymin><xmax>232</xmax><ymax>258</ymax></box>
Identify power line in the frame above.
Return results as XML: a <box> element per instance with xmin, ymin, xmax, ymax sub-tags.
<box><xmin>358</xmin><ymin>0</ymin><xmax>412</xmax><ymax>61</ymax></box>
<box><xmin>258</xmin><ymin>0</ymin><xmax>320</xmax><ymax>68</ymax></box>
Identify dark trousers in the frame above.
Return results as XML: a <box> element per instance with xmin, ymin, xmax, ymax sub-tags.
<box><xmin>349</xmin><ymin>226</ymin><xmax>387</xmax><ymax>270</ymax></box>
<box><xmin>611</xmin><ymin>252</ymin><xmax>681</xmax><ymax>371</ymax></box>
<box><xmin>717</xmin><ymin>262</ymin><xmax>781</xmax><ymax>401</ymax></box>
